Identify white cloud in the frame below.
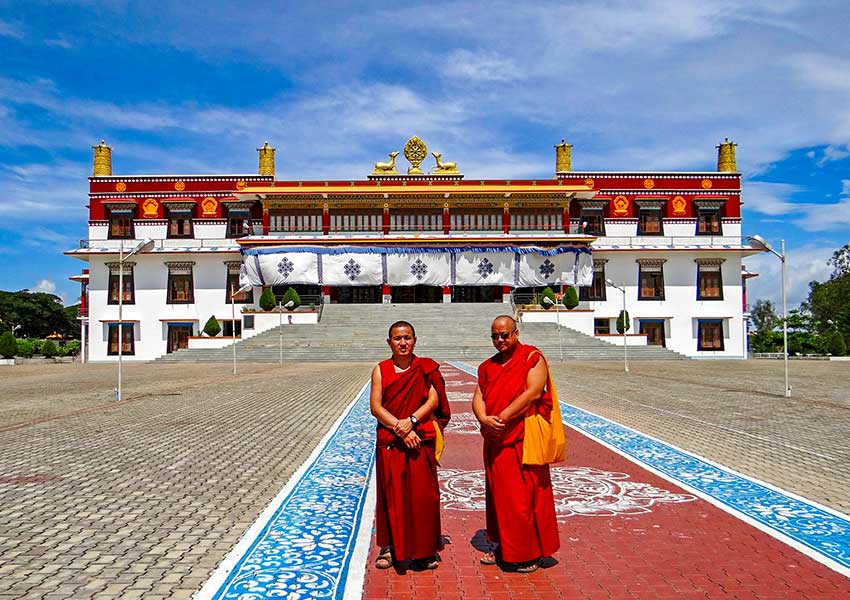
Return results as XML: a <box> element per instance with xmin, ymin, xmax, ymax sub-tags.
<box><xmin>818</xmin><ymin>145</ymin><xmax>850</xmax><ymax>166</ymax></box>
<box><xmin>0</xmin><ymin>19</ymin><xmax>22</xmax><ymax>39</ymax></box>
<box><xmin>744</xmin><ymin>242</ymin><xmax>835</xmax><ymax>309</ymax></box>
<box><xmin>32</xmin><ymin>279</ymin><xmax>56</xmax><ymax>294</ymax></box>
<box><xmin>743</xmin><ymin>182</ymin><xmax>801</xmax><ymax>216</ymax></box>
<box><xmin>443</xmin><ymin>50</ymin><xmax>522</xmax><ymax>82</ymax></box>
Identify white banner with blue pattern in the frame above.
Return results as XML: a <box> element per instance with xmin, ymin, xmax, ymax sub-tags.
<box><xmin>322</xmin><ymin>253</ymin><xmax>383</xmax><ymax>286</ymax></box>
<box><xmin>575</xmin><ymin>251</ymin><xmax>593</xmax><ymax>286</ymax></box>
<box><xmin>455</xmin><ymin>251</ymin><xmax>513</xmax><ymax>285</ymax></box>
<box><xmin>386</xmin><ymin>253</ymin><xmax>451</xmax><ymax>286</ymax></box>
<box><xmin>519</xmin><ymin>253</ymin><xmax>578</xmax><ymax>286</ymax></box>
<box><xmin>245</xmin><ymin>252</ymin><xmax>320</xmax><ymax>286</ymax></box>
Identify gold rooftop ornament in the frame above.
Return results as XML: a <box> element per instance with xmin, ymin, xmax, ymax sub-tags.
<box><xmin>404</xmin><ymin>136</ymin><xmax>428</xmax><ymax>175</ymax></box>
<box><xmin>92</xmin><ymin>140</ymin><xmax>112</xmax><ymax>177</ymax></box>
<box><xmin>258</xmin><ymin>141</ymin><xmax>276</xmax><ymax>176</ymax></box>
<box><xmin>372</xmin><ymin>151</ymin><xmax>400</xmax><ymax>175</ymax></box>
<box><xmin>431</xmin><ymin>151</ymin><xmax>459</xmax><ymax>174</ymax></box>
<box><xmin>717</xmin><ymin>138</ymin><xmax>737</xmax><ymax>172</ymax></box>
<box><xmin>555</xmin><ymin>139</ymin><xmax>572</xmax><ymax>173</ymax></box>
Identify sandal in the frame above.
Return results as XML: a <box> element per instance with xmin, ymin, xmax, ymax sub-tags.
<box><xmin>515</xmin><ymin>559</ymin><xmax>540</xmax><ymax>574</ymax></box>
<box><xmin>417</xmin><ymin>555</ymin><xmax>440</xmax><ymax>570</ymax></box>
<box><xmin>375</xmin><ymin>548</ymin><xmax>393</xmax><ymax>570</ymax></box>
<box><xmin>479</xmin><ymin>551</ymin><xmax>498</xmax><ymax>565</ymax></box>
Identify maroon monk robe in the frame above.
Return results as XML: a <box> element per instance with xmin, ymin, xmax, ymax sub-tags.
<box><xmin>375</xmin><ymin>355</ymin><xmax>450</xmax><ymax>561</ymax></box>
<box><xmin>478</xmin><ymin>342</ymin><xmax>560</xmax><ymax>563</ymax></box>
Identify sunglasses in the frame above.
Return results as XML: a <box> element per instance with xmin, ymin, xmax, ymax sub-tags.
<box><xmin>490</xmin><ymin>331</ymin><xmax>515</xmax><ymax>341</ymax></box>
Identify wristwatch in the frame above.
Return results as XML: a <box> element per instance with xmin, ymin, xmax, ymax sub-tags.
<box><xmin>409</xmin><ymin>415</ymin><xmax>419</xmax><ymax>429</ymax></box>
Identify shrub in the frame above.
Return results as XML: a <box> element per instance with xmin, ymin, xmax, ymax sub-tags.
<box><xmin>259</xmin><ymin>288</ymin><xmax>277</xmax><ymax>311</ymax></box>
<box><xmin>616</xmin><ymin>310</ymin><xmax>630</xmax><ymax>334</ymax></box>
<box><xmin>282</xmin><ymin>287</ymin><xmax>301</xmax><ymax>310</ymax></box>
<box><xmin>0</xmin><ymin>331</ymin><xmax>16</xmax><ymax>359</ymax></box>
<box><xmin>16</xmin><ymin>339</ymin><xmax>36</xmax><ymax>358</ymax></box>
<box><xmin>539</xmin><ymin>287</ymin><xmax>556</xmax><ymax>310</ymax></box>
<box><xmin>828</xmin><ymin>330</ymin><xmax>847</xmax><ymax>356</ymax></box>
<box><xmin>41</xmin><ymin>340</ymin><xmax>57</xmax><ymax>357</ymax></box>
<box><xmin>562</xmin><ymin>286</ymin><xmax>579</xmax><ymax>310</ymax></box>
<box><xmin>203</xmin><ymin>316</ymin><xmax>222</xmax><ymax>337</ymax></box>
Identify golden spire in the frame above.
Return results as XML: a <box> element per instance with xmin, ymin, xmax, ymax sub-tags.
<box><xmin>92</xmin><ymin>140</ymin><xmax>112</xmax><ymax>177</ymax></box>
<box><xmin>258</xmin><ymin>141</ymin><xmax>275</xmax><ymax>176</ymax></box>
<box><xmin>717</xmin><ymin>138</ymin><xmax>737</xmax><ymax>172</ymax></box>
<box><xmin>555</xmin><ymin>139</ymin><xmax>572</xmax><ymax>173</ymax></box>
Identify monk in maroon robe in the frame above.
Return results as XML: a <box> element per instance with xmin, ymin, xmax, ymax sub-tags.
<box><xmin>473</xmin><ymin>315</ymin><xmax>559</xmax><ymax>573</ymax></box>
<box><xmin>370</xmin><ymin>320</ymin><xmax>450</xmax><ymax>570</ymax></box>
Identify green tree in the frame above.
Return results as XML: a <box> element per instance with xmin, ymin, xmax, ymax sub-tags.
<box><xmin>750</xmin><ymin>299</ymin><xmax>777</xmax><ymax>333</ymax></box>
<box><xmin>562</xmin><ymin>286</ymin><xmax>579</xmax><ymax>310</ymax></box>
<box><xmin>41</xmin><ymin>340</ymin><xmax>57</xmax><ymax>358</ymax></box>
<box><xmin>282</xmin><ymin>287</ymin><xmax>301</xmax><ymax>310</ymax></box>
<box><xmin>0</xmin><ymin>331</ymin><xmax>16</xmax><ymax>358</ymax></box>
<box><xmin>259</xmin><ymin>288</ymin><xmax>277</xmax><ymax>311</ymax></box>
<box><xmin>203</xmin><ymin>316</ymin><xmax>222</xmax><ymax>337</ymax></box>
<box><xmin>803</xmin><ymin>244</ymin><xmax>850</xmax><ymax>351</ymax></box>
<box><xmin>616</xmin><ymin>310</ymin><xmax>630</xmax><ymax>334</ymax></box>
<box><xmin>539</xmin><ymin>287</ymin><xmax>556</xmax><ymax>310</ymax></box>
<box><xmin>0</xmin><ymin>291</ymin><xmax>77</xmax><ymax>339</ymax></box>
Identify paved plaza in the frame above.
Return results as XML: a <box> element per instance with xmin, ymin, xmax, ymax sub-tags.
<box><xmin>0</xmin><ymin>359</ymin><xmax>848</xmax><ymax>598</ymax></box>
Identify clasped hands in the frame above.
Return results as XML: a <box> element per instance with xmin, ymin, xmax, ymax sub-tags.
<box><xmin>479</xmin><ymin>414</ymin><xmax>506</xmax><ymax>439</ymax></box>
<box><xmin>392</xmin><ymin>417</ymin><xmax>421</xmax><ymax>449</ymax></box>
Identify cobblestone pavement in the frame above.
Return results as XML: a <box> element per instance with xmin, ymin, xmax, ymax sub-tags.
<box><xmin>1</xmin><ymin>359</ymin><xmax>848</xmax><ymax>599</ymax></box>
<box><xmin>0</xmin><ymin>362</ymin><xmax>373</xmax><ymax>599</ymax></box>
<box><xmin>548</xmin><ymin>359</ymin><xmax>850</xmax><ymax>514</ymax></box>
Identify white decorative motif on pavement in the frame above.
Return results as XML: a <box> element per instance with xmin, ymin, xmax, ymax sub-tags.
<box><xmin>443</xmin><ymin>412</ymin><xmax>481</xmax><ymax>435</ymax></box>
<box><xmin>447</xmin><ymin>391</ymin><xmax>472</xmax><ymax>403</ymax></box>
<box><xmin>439</xmin><ymin>466</ymin><xmax>695</xmax><ymax>519</ymax></box>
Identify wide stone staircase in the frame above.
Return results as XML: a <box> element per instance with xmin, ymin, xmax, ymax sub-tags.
<box><xmin>155</xmin><ymin>303</ymin><xmax>686</xmax><ymax>363</ymax></box>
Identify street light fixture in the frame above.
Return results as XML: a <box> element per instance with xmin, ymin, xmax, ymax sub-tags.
<box><xmin>747</xmin><ymin>235</ymin><xmax>791</xmax><ymax>397</ymax></box>
<box><xmin>606</xmin><ymin>279</ymin><xmax>629</xmax><ymax>373</ymax></box>
<box><xmin>231</xmin><ymin>283</ymin><xmax>254</xmax><ymax>375</ymax></box>
<box><xmin>116</xmin><ymin>238</ymin><xmax>155</xmax><ymax>401</ymax></box>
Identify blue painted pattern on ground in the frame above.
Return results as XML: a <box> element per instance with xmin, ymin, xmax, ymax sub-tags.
<box><xmin>446</xmin><ymin>360</ymin><xmax>850</xmax><ymax>572</ymax></box>
<box><xmin>211</xmin><ymin>384</ymin><xmax>375</xmax><ymax>600</ymax></box>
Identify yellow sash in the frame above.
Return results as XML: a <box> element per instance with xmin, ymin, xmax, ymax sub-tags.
<box><xmin>521</xmin><ymin>351</ymin><xmax>567</xmax><ymax>465</ymax></box>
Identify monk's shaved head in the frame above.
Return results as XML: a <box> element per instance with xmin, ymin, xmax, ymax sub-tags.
<box><xmin>491</xmin><ymin>315</ymin><xmax>517</xmax><ymax>331</ymax></box>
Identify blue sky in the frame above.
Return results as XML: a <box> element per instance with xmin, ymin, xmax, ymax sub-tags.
<box><xmin>1</xmin><ymin>0</ymin><xmax>848</xmax><ymax>309</ymax></box>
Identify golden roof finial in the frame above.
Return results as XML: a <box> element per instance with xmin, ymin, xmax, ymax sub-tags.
<box><xmin>92</xmin><ymin>139</ymin><xmax>112</xmax><ymax>177</ymax></box>
<box><xmin>431</xmin><ymin>151</ymin><xmax>459</xmax><ymax>174</ymax></box>
<box><xmin>717</xmin><ymin>137</ymin><xmax>737</xmax><ymax>172</ymax></box>
<box><xmin>555</xmin><ymin>139</ymin><xmax>572</xmax><ymax>173</ymax></box>
<box><xmin>404</xmin><ymin>136</ymin><xmax>428</xmax><ymax>175</ymax></box>
<box><xmin>258</xmin><ymin>141</ymin><xmax>276</xmax><ymax>176</ymax></box>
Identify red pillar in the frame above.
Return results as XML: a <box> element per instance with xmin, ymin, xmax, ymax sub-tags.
<box><xmin>383</xmin><ymin>206</ymin><xmax>390</xmax><ymax>235</ymax></box>
<box><xmin>443</xmin><ymin>206</ymin><xmax>450</xmax><ymax>234</ymax></box>
<box><xmin>503</xmin><ymin>204</ymin><xmax>510</xmax><ymax>234</ymax></box>
<box><xmin>322</xmin><ymin>205</ymin><xmax>330</xmax><ymax>235</ymax></box>
<box><xmin>563</xmin><ymin>206</ymin><xmax>570</xmax><ymax>233</ymax></box>
<box><xmin>262</xmin><ymin>209</ymin><xmax>270</xmax><ymax>235</ymax></box>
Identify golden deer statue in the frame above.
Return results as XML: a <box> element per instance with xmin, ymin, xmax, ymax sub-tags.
<box><xmin>373</xmin><ymin>151</ymin><xmax>400</xmax><ymax>175</ymax></box>
<box><xmin>432</xmin><ymin>152</ymin><xmax>459</xmax><ymax>174</ymax></box>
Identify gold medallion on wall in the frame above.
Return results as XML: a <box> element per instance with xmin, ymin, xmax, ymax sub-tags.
<box><xmin>643</xmin><ymin>178</ymin><xmax>655</xmax><ymax>189</ymax></box>
<box><xmin>236</xmin><ymin>180</ymin><xmax>247</xmax><ymax>191</ymax></box>
<box><xmin>115</xmin><ymin>181</ymin><xmax>127</xmax><ymax>192</ymax></box>
<box><xmin>584</xmin><ymin>178</ymin><xmax>595</xmax><ymax>188</ymax></box>
<box><xmin>701</xmin><ymin>179</ymin><xmax>713</xmax><ymax>189</ymax></box>
<box><xmin>174</xmin><ymin>180</ymin><xmax>186</xmax><ymax>191</ymax></box>
<box><xmin>201</xmin><ymin>197</ymin><xmax>218</xmax><ymax>216</ymax></box>
<box><xmin>671</xmin><ymin>195</ymin><xmax>687</xmax><ymax>216</ymax></box>
<box><xmin>613</xmin><ymin>195</ymin><xmax>629</xmax><ymax>216</ymax></box>
<box><xmin>142</xmin><ymin>198</ymin><xmax>159</xmax><ymax>217</ymax></box>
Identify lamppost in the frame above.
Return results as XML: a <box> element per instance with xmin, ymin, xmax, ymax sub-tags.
<box><xmin>747</xmin><ymin>235</ymin><xmax>791</xmax><ymax>397</ymax></box>
<box><xmin>606</xmin><ymin>279</ymin><xmax>629</xmax><ymax>373</ymax></box>
<box><xmin>116</xmin><ymin>238</ymin><xmax>154</xmax><ymax>401</ymax></box>
<box><xmin>231</xmin><ymin>283</ymin><xmax>254</xmax><ymax>375</ymax></box>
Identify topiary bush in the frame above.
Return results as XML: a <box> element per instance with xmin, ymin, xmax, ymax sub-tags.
<box><xmin>41</xmin><ymin>340</ymin><xmax>57</xmax><ymax>358</ymax></box>
<box><xmin>203</xmin><ymin>316</ymin><xmax>222</xmax><ymax>337</ymax></box>
<box><xmin>540</xmin><ymin>287</ymin><xmax>556</xmax><ymax>310</ymax></box>
<box><xmin>259</xmin><ymin>288</ymin><xmax>277</xmax><ymax>311</ymax></box>
<box><xmin>282</xmin><ymin>287</ymin><xmax>301</xmax><ymax>310</ymax></box>
<box><xmin>616</xmin><ymin>310</ymin><xmax>631</xmax><ymax>334</ymax></box>
<box><xmin>0</xmin><ymin>331</ymin><xmax>16</xmax><ymax>359</ymax></box>
<box><xmin>562</xmin><ymin>286</ymin><xmax>579</xmax><ymax>310</ymax></box>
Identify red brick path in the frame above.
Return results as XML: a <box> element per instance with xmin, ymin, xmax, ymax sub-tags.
<box><xmin>361</xmin><ymin>363</ymin><xmax>850</xmax><ymax>599</ymax></box>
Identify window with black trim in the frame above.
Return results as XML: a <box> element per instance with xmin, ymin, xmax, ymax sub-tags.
<box><xmin>166</xmin><ymin>263</ymin><xmax>194</xmax><ymax>304</ymax></box>
<box><xmin>226</xmin><ymin>272</ymin><xmax>253</xmax><ymax>304</ymax></box>
<box><xmin>509</xmin><ymin>208</ymin><xmax>560</xmax><ymax>232</ymax></box>
<box><xmin>696</xmin><ymin>261</ymin><xmax>724</xmax><ymax>300</ymax></box>
<box><xmin>638</xmin><ymin>209</ymin><xmax>663</xmax><ymax>235</ymax></box>
<box><xmin>243</xmin><ymin>315</ymin><xmax>255</xmax><ymax>330</ymax></box>
<box><xmin>107</xmin><ymin>323</ymin><xmax>134</xmax><ymax>355</ymax></box>
<box><xmin>580</xmin><ymin>210</ymin><xmax>605</xmax><ymax>235</ymax></box>
<box><xmin>107</xmin><ymin>207</ymin><xmax>135</xmax><ymax>239</ymax></box>
<box><xmin>221</xmin><ymin>320</ymin><xmax>242</xmax><ymax>337</ymax></box>
<box><xmin>698</xmin><ymin>320</ymin><xmax>724</xmax><ymax>350</ymax></box>
<box><xmin>580</xmin><ymin>261</ymin><xmax>607</xmax><ymax>301</ymax></box>
<box><xmin>594</xmin><ymin>318</ymin><xmax>610</xmax><ymax>335</ymax></box>
<box><xmin>638</xmin><ymin>261</ymin><xmax>665</xmax><ymax>300</ymax></box>
<box><xmin>107</xmin><ymin>264</ymin><xmax>134</xmax><ymax>305</ymax></box>
<box><xmin>226</xmin><ymin>205</ymin><xmax>253</xmax><ymax>238</ymax></box>
<box><xmin>167</xmin><ymin>205</ymin><xmax>194</xmax><ymax>238</ymax></box>
<box><xmin>697</xmin><ymin>210</ymin><xmax>722</xmax><ymax>235</ymax></box>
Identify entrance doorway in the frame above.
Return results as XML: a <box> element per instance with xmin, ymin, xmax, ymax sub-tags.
<box><xmin>167</xmin><ymin>324</ymin><xmax>192</xmax><ymax>353</ymax></box>
<box><xmin>335</xmin><ymin>286</ymin><xmax>382</xmax><ymax>304</ymax></box>
<box><xmin>451</xmin><ymin>286</ymin><xmax>503</xmax><ymax>303</ymax></box>
<box><xmin>391</xmin><ymin>285</ymin><xmax>443</xmax><ymax>303</ymax></box>
<box><xmin>639</xmin><ymin>320</ymin><xmax>666</xmax><ymax>347</ymax></box>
